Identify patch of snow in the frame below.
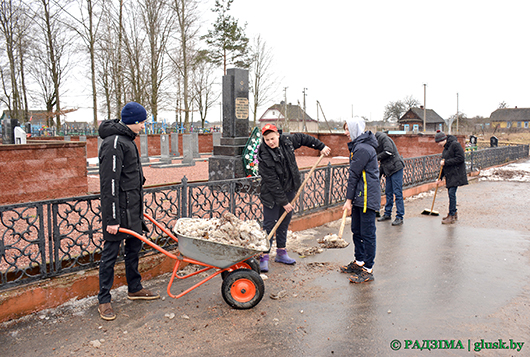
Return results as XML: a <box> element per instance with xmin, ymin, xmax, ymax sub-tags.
<box><xmin>86</xmin><ymin>157</ymin><xmax>99</xmax><ymax>165</ymax></box>
<box><xmin>479</xmin><ymin>160</ymin><xmax>530</xmax><ymax>182</ymax></box>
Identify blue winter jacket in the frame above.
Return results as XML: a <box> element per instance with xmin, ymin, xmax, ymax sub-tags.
<box><xmin>346</xmin><ymin>131</ymin><xmax>381</xmax><ymax>212</ymax></box>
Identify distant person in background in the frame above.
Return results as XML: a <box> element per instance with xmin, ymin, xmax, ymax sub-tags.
<box><xmin>375</xmin><ymin>132</ymin><xmax>405</xmax><ymax>226</ymax></box>
<box><xmin>435</xmin><ymin>130</ymin><xmax>468</xmax><ymax>224</ymax></box>
<box><xmin>340</xmin><ymin>118</ymin><xmax>381</xmax><ymax>283</ymax></box>
<box><xmin>98</xmin><ymin>102</ymin><xmax>160</xmax><ymax>321</ymax></box>
<box><xmin>257</xmin><ymin>124</ymin><xmax>331</xmax><ymax>272</ymax></box>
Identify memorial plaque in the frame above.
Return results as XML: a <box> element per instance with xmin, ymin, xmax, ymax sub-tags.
<box><xmin>235</xmin><ymin>98</ymin><xmax>249</xmax><ymax>120</ymax></box>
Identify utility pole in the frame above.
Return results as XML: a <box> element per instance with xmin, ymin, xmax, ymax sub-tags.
<box><xmin>283</xmin><ymin>87</ymin><xmax>288</xmax><ymax>132</ymax></box>
<box><xmin>316</xmin><ymin>102</ymin><xmax>320</xmax><ymax>133</ymax></box>
<box><xmin>456</xmin><ymin>93</ymin><xmax>459</xmax><ymax>134</ymax></box>
<box><xmin>302</xmin><ymin>88</ymin><xmax>308</xmax><ymax>132</ymax></box>
<box><xmin>423</xmin><ymin>84</ymin><xmax>427</xmax><ymax>133</ymax></box>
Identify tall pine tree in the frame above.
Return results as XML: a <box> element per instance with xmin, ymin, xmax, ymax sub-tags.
<box><xmin>201</xmin><ymin>0</ymin><xmax>249</xmax><ymax>74</ymax></box>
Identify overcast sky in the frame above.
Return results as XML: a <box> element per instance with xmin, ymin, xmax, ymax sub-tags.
<box><xmin>62</xmin><ymin>0</ymin><xmax>530</xmax><ymax>124</ymax></box>
<box><xmin>227</xmin><ymin>0</ymin><xmax>530</xmax><ymax>122</ymax></box>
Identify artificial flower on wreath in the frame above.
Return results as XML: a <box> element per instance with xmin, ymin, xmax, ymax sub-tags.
<box><xmin>243</xmin><ymin>127</ymin><xmax>261</xmax><ymax>177</ymax></box>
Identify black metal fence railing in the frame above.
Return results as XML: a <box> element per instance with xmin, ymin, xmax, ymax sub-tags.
<box><xmin>1</xmin><ymin>145</ymin><xmax>528</xmax><ymax>290</ymax></box>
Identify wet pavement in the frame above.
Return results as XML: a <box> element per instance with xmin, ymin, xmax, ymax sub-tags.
<box><xmin>1</xmin><ymin>171</ymin><xmax>530</xmax><ymax>357</ymax></box>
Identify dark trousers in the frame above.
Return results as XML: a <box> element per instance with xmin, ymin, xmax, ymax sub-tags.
<box><xmin>383</xmin><ymin>169</ymin><xmax>405</xmax><ymax>219</ymax></box>
<box><xmin>262</xmin><ymin>190</ymin><xmax>296</xmax><ymax>250</ymax></box>
<box><xmin>448</xmin><ymin>186</ymin><xmax>458</xmax><ymax>216</ymax></box>
<box><xmin>98</xmin><ymin>237</ymin><xmax>143</xmax><ymax>304</ymax></box>
<box><xmin>351</xmin><ymin>206</ymin><xmax>377</xmax><ymax>270</ymax></box>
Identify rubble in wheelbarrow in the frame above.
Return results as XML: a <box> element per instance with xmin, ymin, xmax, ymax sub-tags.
<box><xmin>174</xmin><ymin>213</ymin><xmax>269</xmax><ymax>251</ymax></box>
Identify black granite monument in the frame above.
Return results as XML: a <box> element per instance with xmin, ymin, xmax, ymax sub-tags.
<box><xmin>209</xmin><ymin>68</ymin><xmax>250</xmax><ymax>181</ymax></box>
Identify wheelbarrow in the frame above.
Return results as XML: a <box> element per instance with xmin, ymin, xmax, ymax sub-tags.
<box><xmin>118</xmin><ymin>214</ymin><xmax>268</xmax><ymax>309</ymax></box>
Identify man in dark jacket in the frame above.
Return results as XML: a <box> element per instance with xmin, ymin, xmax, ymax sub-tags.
<box><xmin>97</xmin><ymin>102</ymin><xmax>159</xmax><ymax>321</ymax></box>
<box><xmin>375</xmin><ymin>132</ymin><xmax>405</xmax><ymax>226</ymax></box>
<box><xmin>258</xmin><ymin>124</ymin><xmax>331</xmax><ymax>272</ymax></box>
<box><xmin>435</xmin><ymin>131</ymin><xmax>468</xmax><ymax>224</ymax></box>
<box><xmin>340</xmin><ymin>118</ymin><xmax>381</xmax><ymax>283</ymax></box>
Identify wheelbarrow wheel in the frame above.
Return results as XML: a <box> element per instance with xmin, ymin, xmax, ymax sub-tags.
<box><xmin>221</xmin><ymin>257</ymin><xmax>260</xmax><ymax>280</ymax></box>
<box><xmin>221</xmin><ymin>269</ymin><xmax>264</xmax><ymax>309</ymax></box>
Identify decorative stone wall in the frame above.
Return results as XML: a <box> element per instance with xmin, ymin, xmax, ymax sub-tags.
<box><xmin>1</xmin><ymin>132</ymin><xmax>465</xmax><ymax>206</ymax></box>
<box><xmin>390</xmin><ymin>134</ymin><xmax>465</xmax><ymax>158</ymax></box>
<box><xmin>294</xmin><ymin>133</ymin><xmax>465</xmax><ymax>159</ymax></box>
<box><xmin>29</xmin><ymin>133</ymin><xmax>214</xmax><ymax>158</ymax></box>
<box><xmin>30</xmin><ymin>132</ymin><xmax>464</xmax><ymax>160</ymax></box>
<box><xmin>0</xmin><ymin>141</ymin><xmax>88</xmax><ymax>205</ymax></box>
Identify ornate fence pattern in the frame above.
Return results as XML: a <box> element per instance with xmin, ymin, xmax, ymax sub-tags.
<box><xmin>1</xmin><ymin>145</ymin><xmax>528</xmax><ymax>290</ymax></box>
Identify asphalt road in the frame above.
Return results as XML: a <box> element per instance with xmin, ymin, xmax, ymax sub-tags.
<box><xmin>1</xmin><ymin>174</ymin><xmax>530</xmax><ymax>357</ymax></box>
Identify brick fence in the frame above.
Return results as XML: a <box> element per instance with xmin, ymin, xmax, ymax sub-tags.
<box><xmin>0</xmin><ymin>132</ymin><xmax>465</xmax><ymax>206</ymax></box>
<box><xmin>292</xmin><ymin>132</ymin><xmax>465</xmax><ymax>158</ymax></box>
<box><xmin>29</xmin><ymin>133</ymin><xmax>215</xmax><ymax>158</ymax></box>
<box><xmin>0</xmin><ymin>141</ymin><xmax>88</xmax><ymax>205</ymax></box>
<box><xmin>27</xmin><ymin>132</ymin><xmax>463</xmax><ymax>159</ymax></box>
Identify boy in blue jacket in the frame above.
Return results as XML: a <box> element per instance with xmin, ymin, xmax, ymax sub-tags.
<box><xmin>340</xmin><ymin>118</ymin><xmax>381</xmax><ymax>283</ymax></box>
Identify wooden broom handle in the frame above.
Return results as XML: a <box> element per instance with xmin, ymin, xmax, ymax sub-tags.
<box><xmin>430</xmin><ymin>165</ymin><xmax>444</xmax><ymax>213</ymax></box>
<box><xmin>266</xmin><ymin>153</ymin><xmax>325</xmax><ymax>240</ymax></box>
<box><xmin>338</xmin><ymin>208</ymin><xmax>349</xmax><ymax>239</ymax></box>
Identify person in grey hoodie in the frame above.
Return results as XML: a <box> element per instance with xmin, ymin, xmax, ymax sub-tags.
<box><xmin>375</xmin><ymin>132</ymin><xmax>405</xmax><ymax>226</ymax></box>
<box><xmin>340</xmin><ymin>118</ymin><xmax>381</xmax><ymax>283</ymax></box>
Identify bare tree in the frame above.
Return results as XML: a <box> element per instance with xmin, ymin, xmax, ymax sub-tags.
<box><xmin>121</xmin><ymin>4</ymin><xmax>148</xmax><ymax>105</ymax></box>
<box><xmin>16</xmin><ymin>12</ymin><xmax>31</xmax><ymax>121</ymax></box>
<box><xmin>29</xmin><ymin>42</ymin><xmax>57</xmax><ymax>123</ymax></box>
<box><xmin>383</xmin><ymin>95</ymin><xmax>420</xmax><ymax>122</ymax></box>
<box><xmin>35</xmin><ymin>0</ymin><xmax>72</xmax><ymax>130</ymax></box>
<box><xmin>192</xmin><ymin>56</ymin><xmax>219</xmax><ymax>128</ymax></box>
<box><xmin>248</xmin><ymin>34</ymin><xmax>277</xmax><ymax>127</ymax></box>
<box><xmin>62</xmin><ymin>0</ymin><xmax>106</xmax><ymax>128</ymax></box>
<box><xmin>115</xmin><ymin>0</ymin><xmax>124</xmax><ymax>117</ymax></box>
<box><xmin>95</xmin><ymin>1</ymin><xmax>126</xmax><ymax>120</ymax></box>
<box><xmin>0</xmin><ymin>66</ymin><xmax>13</xmax><ymax>112</ymax></box>
<box><xmin>403</xmin><ymin>95</ymin><xmax>420</xmax><ymax>110</ymax></box>
<box><xmin>0</xmin><ymin>0</ymin><xmax>27</xmax><ymax>121</ymax></box>
<box><xmin>498</xmin><ymin>101</ymin><xmax>507</xmax><ymax>109</ymax></box>
<box><xmin>383</xmin><ymin>100</ymin><xmax>405</xmax><ymax>122</ymax></box>
<box><xmin>165</xmin><ymin>45</ymin><xmax>184</xmax><ymax>129</ymax></box>
<box><xmin>169</xmin><ymin>0</ymin><xmax>200</xmax><ymax>132</ymax></box>
<box><xmin>140</xmin><ymin>0</ymin><xmax>174</xmax><ymax>122</ymax></box>
<box><xmin>96</xmin><ymin>23</ymin><xmax>114</xmax><ymax>120</ymax></box>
